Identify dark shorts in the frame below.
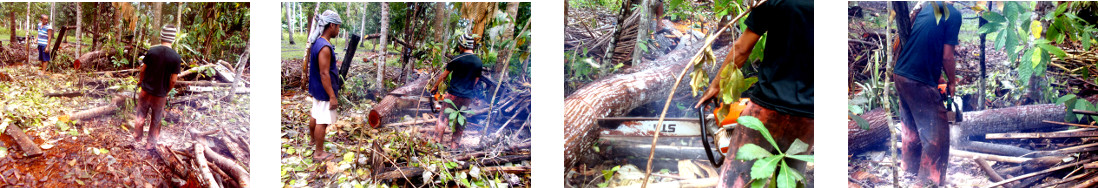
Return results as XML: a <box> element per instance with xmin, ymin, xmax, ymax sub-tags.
<box><xmin>37</xmin><ymin>45</ymin><xmax>50</xmax><ymax>62</ymax></box>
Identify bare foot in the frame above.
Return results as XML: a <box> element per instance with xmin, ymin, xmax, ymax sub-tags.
<box><xmin>313</xmin><ymin>151</ymin><xmax>333</xmax><ymax>161</ymax></box>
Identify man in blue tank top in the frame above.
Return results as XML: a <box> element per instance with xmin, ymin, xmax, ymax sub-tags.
<box><xmin>306</xmin><ymin>10</ymin><xmax>342</xmax><ymax>161</ymax></box>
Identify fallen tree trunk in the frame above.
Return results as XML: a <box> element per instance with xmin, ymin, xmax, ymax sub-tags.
<box><xmin>848</xmin><ymin>108</ymin><xmax>891</xmax><ymax>154</ymax></box>
<box><xmin>69</xmin><ymin>93</ymin><xmax>128</xmax><ymax>120</ymax></box>
<box><xmin>847</xmin><ymin>104</ymin><xmax>1069</xmax><ymax>156</ymax></box>
<box><xmin>74</xmin><ymin>49</ymin><xmax>122</xmax><ymax>70</ymax></box>
<box><xmin>154</xmin><ymin>145</ymin><xmax>200</xmax><ymax>186</ymax></box>
<box><xmin>370</xmin><ymin>75</ymin><xmax>430</xmax><ymax>125</ymax></box>
<box><xmin>4</xmin><ymin>124</ymin><xmax>42</xmax><ymax>157</ymax></box>
<box><xmin>563</xmin><ymin>42</ymin><xmax>726</xmax><ymax>168</ymax></box>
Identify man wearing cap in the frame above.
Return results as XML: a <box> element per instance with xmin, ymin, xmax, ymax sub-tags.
<box><xmin>306</xmin><ymin>10</ymin><xmax>342</xmax><ymax>160</ymax></box>
<box><xmin>429</xmin><ymin>32</ymin><xmax>483</xmax><ymax>148</ymax></box>
<box><xmin>133</xmin><ymin>25</ymin><xmax>182</xmax><ymax>150</ymax></box>
<box><xmin>36</xmin><ymin>14</ymin><xmax>52</xmax><ymax>69</ymax></box>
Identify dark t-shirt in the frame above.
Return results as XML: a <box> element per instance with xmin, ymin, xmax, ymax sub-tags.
<box><xmin>895</xmin><ymin>2</ymin><xmax>962</xmax><ymax>86</ymax></box>
<box><xmin>308</xmin><ymin>38</ymin><xmax>340</xmax><ymax>101</ymax></box>
<box><xmin>743</xmin><ymin>0</ymin><xmax>814</xmax><ymax>117</ymax></box>
<box><xmin>446</xmin><ymin>53</ymin><xmax>483</xmax><ymax>99</ymax></box>
<box><xmin>140</xmin><ymin>45</ymin><xmax>182</xmax><ymax>97</ymax></box>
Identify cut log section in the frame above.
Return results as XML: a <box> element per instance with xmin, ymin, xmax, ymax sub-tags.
<box><xmin>369</xmin><ymin>75</ymin><xmax>430</xmax><ymax>125</ymax></box>
<box><xmin>4</xmin><ymin>124</ymin><xmax>42</xmax><ymax>157</ymax></box>
<box><xmin>564</xmin><ymin>42</ymin><xmax>728</xmax><ymax>168</ymax></box>
<box><xmin>69</xmin><ymin>92</ymin><xmax>129</xmax><ymax>120</ymax></box>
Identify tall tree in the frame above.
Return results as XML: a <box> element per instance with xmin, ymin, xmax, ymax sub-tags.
<box><xmin>433</xmin><ymin>3</ymin><xmax>448</xmax><ymax>54</ymax></box>
<box><xmin>153</xmin><ymin>2</ymin><xmax>162</xmax><ymax>44</ymax></box>
<box><xmin>75</xmin><ymin>3</ymin><xmax>81</xmax><ymax>59</ymax></box>
<box><xmin>300</xmin><ymin>2</ymin><xmax>320</xmax><ymax>91</ymax></box>
<box><xmin>359</xmin><ymin>3</ymin><xmax>367</xmax><ymax>47</ymax></box>
<box><xmin>25</xmin><ymin>2</ymin><xmax>31</xmax><ymax>62</ymax></box>
<box><xmin>493</xmin><ymin>2</ymin><xmax>520</xmax><ymax>75</ymax></box>
<box><xmin>460</xmin><ymin>2</ymin><xmax>497</xmax><ymax>42</ymax></box>
<box><xmin>377</xmin><ymin>2</ymin><xmax>389</xmax><ymax>94</ymax></box>
<box><xmin>285</xmin><ymin>2</ymin><xmax>295</xmax><ymax>44</ymax></box>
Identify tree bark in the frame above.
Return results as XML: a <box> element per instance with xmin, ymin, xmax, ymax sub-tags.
<box><xmin>25</xmin><ymin>2</ymin><xmax>31</xmax><ymax>63</ymax></box>
<box><xmin>493</xmin><ymin>2</ymin><xmax>520</xmax><ymax>75</ymax></box>
<box><xmin>563</xmin><ymin>42</ymin><xmax>724</xmax><ymax>168</ymax></box>
<box><xmin>847</xmin><ymin>104</ymin><xmax>1071</xmax><ymax>156</ymax></box>
<box><xmin>5</xmin><ymin>124</ymin><xmax>43</xmax><ymax>157</ymax></box>
<box><xmin>359</xmin><ymin>3</ymin><xmax>367</xmax><ymax>47</ymax></box>
<box><xmin>152</xmin><ymin>2</ymin><xmax>161</xmax><ymax>43</ymax></box>
<box><xmin>75</xmin><ymin>3</ymin><xmax>81</xmax><ymax>60</ymax></box>
<box><xmin>194</xmin><ymin>142</ymin><xmax>220</xmax><ymax>188</ymax></box>
<box><xmin>377</xmin><ymin>2</ymin><xmax>389</xmax><ymax>94</ymax></box>
<box><xmin>369</xmin><ymin>75</ymin><xmax>430</xmax><ymax>124</ymax></box>
<box><xmin>284</xmin><ymin>3</ymin><xmax>295</xmax><ymax>45</ymax></box>
<box><xmin>201</xmin><ymin>143</ymin><xmax>251</xmax><ymax>188</ymax></box>
<box><xmin>69</xmin><ymin>92</ymin><xmax>127</xmax><ymax>120</ymax></box>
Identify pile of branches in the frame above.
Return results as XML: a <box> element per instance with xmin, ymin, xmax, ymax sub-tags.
<box><xmin>150</xmin><ymin>128</ymin><xmax>251</xmax><ymax>188</ymax></box>
<box><xmin>564</xmin><ymin>7</ymin><xmax>619</xmax><ymax>58</ymax></box>
<box><xmin>0</xmin><ymin>43</ymin><xmax>30</xmax><ymax>65</ymax></box>
<box><xmin>280</xmin><ymin>59</ymin><xmax>305</xmax><ymax>91</ymax></box>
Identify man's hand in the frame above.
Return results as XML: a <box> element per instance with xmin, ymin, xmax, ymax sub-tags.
<box><xmin>696</xmin><ymin>79</ymin><xmax>721</xmax><ymax>108</ymax></box>
<box><xmin>329</xmin><ymin>99</ymin><xmax>339</xmax><ymax>110</ymax></box>
<box><xmin>947</xmin><ymin>82</ymin><xmax>956</xmax><ymax>96</ymax></box>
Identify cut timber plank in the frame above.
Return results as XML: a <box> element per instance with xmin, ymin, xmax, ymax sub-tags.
<box><xmin>985</xmin><ymin>131</ymin><xmax>1098</xmax><ymax>139</ymax></box>
<box><xmin>4</xmin><ymin>125</ymin><xmax>42</xmax><ymax>157</ymax></box>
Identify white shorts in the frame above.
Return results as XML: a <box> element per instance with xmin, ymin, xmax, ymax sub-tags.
<box><xmin>310</xmin><ymin>98</ymin><xmax>338</xmax><ymax>124</ymax></box>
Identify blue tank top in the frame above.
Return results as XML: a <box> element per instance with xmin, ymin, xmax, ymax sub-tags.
<box><xmin>308</xmin><ymin>38</ymin><xmax>340</xmax><ymax>101</ymax></box>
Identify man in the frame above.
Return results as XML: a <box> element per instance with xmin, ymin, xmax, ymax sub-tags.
<box><xmin>37</xmin><ymin>14</ymin><xmax>52</xmax><ymax>69</ymax></box>
<box><xmin>306</xmin><ymin>10</ymin><xmax>342</xmax><ymax>161</ymax></box>
<box><xmin>133</xmin><ymin>25</ymin><xmax>182</xmax><ymax>150</ymax></box>
<box><xmin>430</xmin><ymin>32</ymin><xmax>482</xmax><ymax>148</ymax></box>
<box><xmin>892</xmin><ymin>2</ymin><xmax>962</xmax><ymax>186</ymax></box>
<box><xmin>694</xmin><ymin>0</ymin><xmax>813</xmax><ymax>187</ymax></box>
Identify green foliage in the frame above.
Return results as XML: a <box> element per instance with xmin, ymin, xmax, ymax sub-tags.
<box><xmin>597</xmin><ymin>165</ymin><xmax>620</xmax><ymax>188</ymax></box>
<box><xmin>734</xmin><ymin>116</ymin><xmax>813</xmax><ymax>188</ymax></box>
<box><xmin>979</xmin><ymin>2</ymin><xmax>1069</xmax><ymax>93</ymax></box>
<box><xmin>1057</xmin><ymin>94</ymin><xmax>1098</xmax><ymax>122</ymax></box>
<box><xmin>443</xmin><ymin>99</ymin><xmax>472</xmax><ymax>132</ymax></box>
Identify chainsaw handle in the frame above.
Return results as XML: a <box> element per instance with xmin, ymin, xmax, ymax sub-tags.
<box><xmin>698</xmin><ymin>103</ymin><xmax>723</xmax><ymax>167</ymax></box>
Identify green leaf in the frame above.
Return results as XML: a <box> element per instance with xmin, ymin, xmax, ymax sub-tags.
<box><xmin>457</xmin><ymin>115</ymin><xmax>466</xmax><ymax>125</ymax></box>
<box><xmin>982</xmin><ymin>11</ymin><xmax>1006</xmax><ymax>23</ymax></box>
<box><xmin>1038</xmin><ymin>43</ymin><xmax>1067</xmax><ymax>58</ymax></box>
<box><xmin>785</xmin><ymin>139</ymin><xmax>810</xmax><ymax>155</ymax></box>
<box><xmin>849</xmin><ymin>105</ymin><xmax>864</xmax><ymax>115</ymax></box>
<box><xmin>750</xmin><ymin>155</ymin><xmax>782</xmax><ymax>180</ymax></box>
<box><xmin>978</xmin><ymin>22</ymin><xmax>1002</xmax><ymax>34</ymax></box>
<box><xmin>751</xmin><ymin>179</ymin><xmax>768</xmax><ymax>188</ymax></box>
<box><xmin>738</xmin><ymin>116</ymin><xmax>779</xmax><ymax>150</ymax></box>
<box><xmin>786</xmin><ymin>155</ymin><xmax>814</xmax><ymax>163</ymax></box>
<box><xmin>851</xmin><ymin>113</ymin><xmax>871</xmax><ymax>130</ymax></box>
<box><xmin>735</xmin><ymin>144</ymin><xmax>774</xmax><ymax>161</ymax></box>
<box><xmin>1076</xmin><ymin>99</ymin><xmax>1089</xmax><ymax>121</ymax></box>
<box><xmin>777</xmin><ymin>161</ymin><xmax>798</xmax><ymax>188</ymax></box>
<box><xmin>1032</xmin><ymin>47</ymin><xmax>1043</xmax><ymax>69</ymax></box>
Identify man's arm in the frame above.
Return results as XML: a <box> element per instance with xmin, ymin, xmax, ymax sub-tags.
<box><xmin>138</xmin><ymin>64</ymin><xmax>146</xmax><ymax>84</ymax></box>
<box><xmin>319</xmin><ymin>47</ymin><xmax>338</xmax><ymax>109</ymax></box>
<box><xmin>432</xmin><ymin>70</ymin><xmax>452</xmax><ymax>92</ymax></box>
<box><xmin>169</xmin><ymin>74</ymin><xmax>178</xmax><ymax>91</ymax></box>
<box><xmin>943</xmin><ymin>44</ymin><xmax>957</xmax><ymax>95</ymax></box>
<box><xmin>695</xmin><ymin>29</ymin><xmax>763</xmax><ymax>108</ymax></box>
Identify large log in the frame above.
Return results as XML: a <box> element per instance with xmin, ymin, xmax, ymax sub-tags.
<box><xmin>4</xmin><ymin>124</ymin><xmax>42</xmax><ymax>157</ymax></box>
<box><xmin>194</xmin><ymin>143</ymin><xmax>220</xmax><ymax>188</ymax></box>
<box><xmin>847</xmin><ymin>104</ymin><xmax>1070</xmax><ymax>155</ymax></box>
<box><xmin>563</xmin><ymin>42</ymin><xmax>727</xmax><ymax>168</ymax></box>
<box><xmin>848</xmin><ymin>109</ymin><xmax>891</xmax><ymax>153</ymax></box>
<box><xmin>369</xmin><ymin>75</ymin><xmax>431</xmax><ymax>125</ymax></box>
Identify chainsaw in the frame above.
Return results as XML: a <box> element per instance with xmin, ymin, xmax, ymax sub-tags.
<box><xmin>938</xmin><ymin>84</ymin><xmax>963</xmax><ymax>123</ymax></box>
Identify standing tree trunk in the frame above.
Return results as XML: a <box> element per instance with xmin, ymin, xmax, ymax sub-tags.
<box><xmin>284</xmin><ymin>3</ymin><xmax>295</xmax><ymax>44</ymax></box>
<box><xmin>26</xmin><ymin>2</ymin><xmax>32</xmax><ymax>63</ymax></box>
<box><xmin>175</xmin><ymin>2</ymin><xmax>182</xmax><ymax>48</ymax></box>
<box><xmin>377</xmin><ymin>2</ymin><xmax>389</xmax><ymax>94</ymax></box>
<box><xmin>433</xmin><ymin>2</ymin><xmax>449</xmax><ymax>54</ymax></box>
<box><xmin>359</xmin><ymin>3</ymin><xmax>367</xmax><ymax>47</ymax></box>
<box><xmin>301</xmin><ymin>3</ymin><xmax>320</xmax><ymax>91</ymax></box>
<box><xmin>75</xmin><ymin>3</ymin><xmax>81</xmax><ymax>59</ymax></box>
<box><xmin>152</xmin><ymin>2</ymin><xmax>161</xmax><ymax>43</ymax></box>
<box><xmin>460</xmin><ymin>2</ymin><xmax>496</xmax><ymax>42</ymax></box>
<box><xmin>9</xmin><ymin>9</ymin><xmax>15</xmax><ymax>45</ymax></box>
<box><xmin>493</xmin><ymin>2</ymin><xmax>520</xmax><ymax>75</ymax></box>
